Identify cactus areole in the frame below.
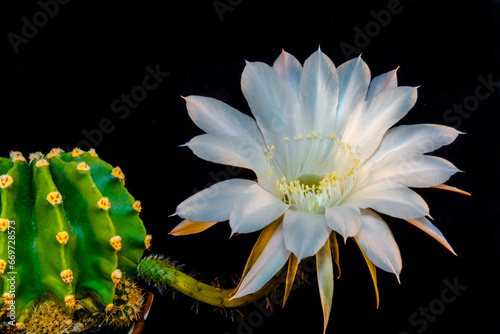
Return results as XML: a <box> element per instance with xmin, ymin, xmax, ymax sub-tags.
<box><xmin>0</xmin><ymin>149</ymin><xmax>149</xmax><ymax>325</ymax></box>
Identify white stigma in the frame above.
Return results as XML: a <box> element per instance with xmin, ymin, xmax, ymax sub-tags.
<box><xmin>264</xmin><ymin>131</ymin><xmax>359</xmax><ymax>213</ymax></box>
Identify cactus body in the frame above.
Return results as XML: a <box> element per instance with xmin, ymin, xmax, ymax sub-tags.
<box><xmin>0</xmin><ymin>149</ymin><xmax>148</xmax><ymax>324</ymax></box>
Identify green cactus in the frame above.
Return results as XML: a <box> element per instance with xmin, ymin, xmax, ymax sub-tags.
<box><xmin>0</xmin><ymin>148</ymin><xmax>149</xmax><ymax>327</ymax></box>
<box><xmin>0</xmin><ymin>148</ymin><xmax>287</xmax><ymax>333</ymax></box>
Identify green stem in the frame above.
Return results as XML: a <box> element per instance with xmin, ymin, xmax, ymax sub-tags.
<box><xmin>137</xmin><ymin>256</ymin><xmax>284</xmax><ymax>308</ymax></box>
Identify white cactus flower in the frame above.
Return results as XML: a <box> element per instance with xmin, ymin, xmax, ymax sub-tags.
<box><xmin>171</xmin><ymin>48</ymin><xmax>468</xmax><ymax>333</ymax></box>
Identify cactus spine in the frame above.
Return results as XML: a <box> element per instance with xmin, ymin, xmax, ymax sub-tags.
<box><xmin>0</xmin><ymin>149</ymin><xmax>149</xmax><ymax>326</ymax></box>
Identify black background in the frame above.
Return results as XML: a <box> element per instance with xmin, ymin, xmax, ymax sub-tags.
<box><xmin>3</xmin><ymin>0</ymin><xmax>499</xmax><ymax>333</ymax></box>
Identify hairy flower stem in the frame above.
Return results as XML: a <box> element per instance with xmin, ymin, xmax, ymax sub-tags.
<box><xmin>138</xmin><ymin>257</ymin><xmax>285</xmax><ymax>308</ymax></box>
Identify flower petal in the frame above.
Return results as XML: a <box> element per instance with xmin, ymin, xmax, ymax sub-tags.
<box><xmin>316</xmin><ymin>238</ymin><xmax>334</xmax><ymax>334</ymax></box>
<box><xmin>345</xmin><ymin>180</ymin><xmax>429</xmax><ymax>219</ymax></box>
<box><xmin>298</xmin><ymin>48</ymin><xmax>339</xmax><ymax>133</ymax></box>
<box><xmin>365</xmin><ymin>124</ymin><xmax>462</xmax><ymax>168</ymax></box>
<box><xmin>283</xmin><ymin>209</ymin><xmax>331</xmax><ymax>261</ymax></box>
<box><xmin>283</xmin><ymin>253</ymin><xmax>299</xmax><ymax>307</ymax></box>
<box><xmin>231</xmin><ymin>223</ymin><xmax>291</xmax><ymax>298</ymax></box>
<box><xmin>184</xmin><ymin>95</ymin><xmax>264</xmax><ymax>145</ymax></box>
<box><xmin>272</xmin><ymin>50</ymin><xmax>302</xmax><ymax>95</ymax></box>
<box><xmin>363</xmin><ymin>152</ymin><xmax>460</xmax><ymax>188</ymax></box>
<box><xmin>175</xmin><ymin>179</ymin><xmax>255</xmax><ymax>222</ymax></box>
<box><xmin>325</xmin><ymin>205</ymin><xmax>361</xmax><ymax>241</ymax></box>
<box><xmin>242</xmin><ymin>60</ymin><xmax>302</xmax><ymax>143</ymax></box>
<box><xmin>169</xmin><ymin>220</ymin><xmax>218</xmax><ymax>236</ymax></box>
<box><xmin>431</xmin><ymin>184</ymin><xmax>471</xmax><ymax>196</ymax></box>
<box><xmin>354</xmin><ymin>239</ymin><xmax>380</xmax><ymax>308</ymax></box>
<box><xmin>343</xmin><ymin>86</ymin><xmax>418</xmax><ymax>162</ymax></box>
<box><xmin>354</xmin><ymin>209</ymin><xmax>402</xmax><ymax>278</ymax></box>
<box><xmin>237</xmin><ymin>217</ymin><xmax>283</xmax><ymax>290</ymax></box>
<box><xmin>229</xmin><ymin>184</ymin><xmax>290</xmax><ymax>234</ymax></box>
<box><xmin>335</xmin><ymin>55</ymin><xmax>371</xmax><ymax>134</ymax></box>
<box><xmin>366</xmin><ymin>67</ymin><xmax>398</xmax><ymax>100</ymax></box>
<box><xmin>183</xmin><ymin>134</ymin><xmax>268</xmax><ymax>181</ymax></box>
<box><xmin>330</xmin><ymin>232</ymin><xmax>341</xmax><ymax>277</ymax></box>
<box><xmin>405</xmin><ymin>217</ymin><xmax>457</xmax><ymax>255</ymax></box>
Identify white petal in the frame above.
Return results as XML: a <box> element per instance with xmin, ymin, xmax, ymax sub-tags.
<box><xmin>343</xmin><ymin>86</ymin><xmax>418</xmax><ymax>162</ymax></box>
<box><xmin>366</xmin><ymin>67</ymin><xmax>398</xmax><ymax>100</ymax></box>
<box><xmin>229</xmin><ymin>184</ymin><xmax>290</xmax><ymax>234</ymax></box>
<box><xmin>241</xmin><ymin>61</ymin><xmax>302</xmax><ymax>143</ymax></box>
<box><xmin>272</xmin><ymin>50</ymin><xmax>302</xmax><ymax>95</ymax></box>
<box><xmin>175</xmin><ymin>179</ymin><xmax>255</xmax><ymax>222</ymax></box>
<box><xmin>325</xmin><ymin>205</ymin><xmax>361</xmax><ymax>241</ymax></box>
<box><xmin>316</xmin><ymin>239</ymin><xmax>334</xmax><ymax>334</ymax></box>
<box><xmin>298</xmin><ymin>48</ymin><xmax>339</xmax><ymax>133</ymax></box>
<box><xmin>405</xmin><ymin>217</ymin><xmax>457</xmax><ymax>255</ymax></box>
<box><xmin>355</xmin><ymin>209</ymin><xmax>402</xmax><ymax>276</ymax></box>
<box><xmin>345</xmin><ymin>180</ymin><xmax>429</xmax><ymax>219</ymax></box>
<box><xmin>365</xmin><ymin>124</ymin><xmax>462</xmax><ymax>168</ymax></box>
<box><xmin>335</xmin><ymin>55</ymin><xmax>371</xmax><ymax>134</ymax></box>
<box><xmin>184</xmin><ymin>95</ymin><xmax>264</xmax><ymax>145</ymax></box>
<box><xmin>232</xmin><ymin>223</ymin><xmax>291</xmax><ymax>298</ymax></box>
<box><xmin>364</xmin><ymin>152</ymin><xmax>460</xmax><ymax>188</ymax></box>
<box><xmin>283</xmin><ymin>209</ymin><xmax>331</xmax><ymax>261</ymax></box>
<box><xmin>183</xmin><ymin>134</ymin><xmax>268</xmax><ymax>181</ymax></box>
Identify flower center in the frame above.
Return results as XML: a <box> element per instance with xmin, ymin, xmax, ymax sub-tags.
<box><xmin>297</xmin><ymin>173</ymin><xmax>323</xmax><ymax>188</ymax></box>
<box><xmin>264</xmin><ymin>131</ymin><xmax>359</xmax><ymax>213</ymax></box>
